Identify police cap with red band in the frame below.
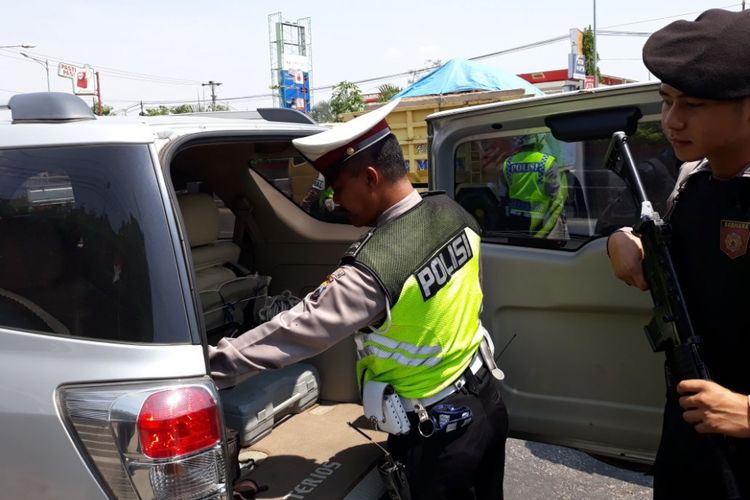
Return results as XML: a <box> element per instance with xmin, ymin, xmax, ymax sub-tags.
<box><xmin>293</xmin><ymin>98</ymin><xmax>401</xmax><ymax>181</ymax></box>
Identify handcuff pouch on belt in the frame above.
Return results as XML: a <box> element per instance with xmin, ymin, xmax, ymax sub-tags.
<box><xmin>362</xmin><ymin>381</ymin><xmax>411</xmax><ymax>435</ymax></box>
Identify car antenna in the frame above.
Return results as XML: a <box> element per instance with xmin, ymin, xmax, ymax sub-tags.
<box><xmin>347</xmin><ymin>422</ymin><xmax>390</xmax><ymax>455</ymax></box>
<box><xmin>497</xmin><ymin>333</ymin><xmax>518</xmax><ymax>358</ymax></box>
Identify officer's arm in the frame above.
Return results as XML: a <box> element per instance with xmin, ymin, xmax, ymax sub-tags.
<box><xmin>209</xmin><ymin>265</ymin><xmax>387</xmax><ymax>388</ymax></box>
<box><xmin>607</xmin><ymin>228</ymin><xmax>649</xmax><ymax>290</ymax></box>
<box><xmin>535</xmin><ymin>160</ymin><xmax>568</xmax><ymax>238</ymax></box>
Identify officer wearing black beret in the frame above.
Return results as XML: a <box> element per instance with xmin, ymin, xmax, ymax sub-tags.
<box><xmin>608</xmin><ymin>8</ymin><xmax>750</xmax><ymax>499</ymax></box>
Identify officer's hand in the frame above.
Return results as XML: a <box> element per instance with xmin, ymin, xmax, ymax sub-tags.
<box><xmin>607</xmin><ymin>230</ymin><xmax>649</xmax><ymax>290</ymax></box>
<box><xmin>677</xmin><ymin>379</ymin><xmax>750</xmax><ymax>438</ymax></box>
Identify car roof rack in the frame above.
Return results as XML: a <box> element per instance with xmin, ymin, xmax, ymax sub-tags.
<box><xmin>7</xmin><ymin>92</ymin><xmax>96</xmax><ymax>123</ymax></box>
<box><xmin>256</xmin><ymin>107</ymin><xmax>316</xmax><ymax>125</ymax></box>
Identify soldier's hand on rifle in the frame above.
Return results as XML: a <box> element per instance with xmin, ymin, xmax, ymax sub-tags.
<box><xmin>607</xmin><ymin>229</ymin><xmax>649</xmax><ymax>290</ymax></box>
<box><xmin>677</xmin><ymin>379</ymin><xmax>750</xmax><ymax>438</ymax></box>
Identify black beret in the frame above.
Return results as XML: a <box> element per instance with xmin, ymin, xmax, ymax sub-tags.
<box><xmin>643</xmin><ymin>8</ymin><xmax>750</xmax><ymax>100</ymax></box>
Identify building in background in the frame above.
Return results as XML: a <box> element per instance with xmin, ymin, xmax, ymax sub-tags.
<box><xmin>517</xmin><ymin>69</ymin><xmax>635</xmax><ymax>94</ymax></box>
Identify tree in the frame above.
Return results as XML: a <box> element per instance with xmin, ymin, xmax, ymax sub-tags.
<box><xmin>170</xmin><ymin>104</ymin><xmax>195</xmax><ymax>114</ymax></box>
<box><xmin>310</xmin><ymin>100</ymin><xmax>334</xmax><ymax>123</ymax></box>
<box><xmin>329</xmin><ymin>81</ymin><xmax>364</xmax><ymax>121</ymax></box>
<box><xmin>377</xmin><ymin>84</ymin><xmax>402</xmax><ymax>102</ymax></box>
<box><xmin>144</xmin><ymin>105</ymin><xmax>170</xmax><ymax>116</ymax></box>
<box><xmin>582</xmin><ymin>26</ymin><xmax>602</xmax><ymax>80</ymax></box>
<box><xmin>90</xmin><ymin>103</ymin><xmax>115</xmax><ymax>116</ymax></box>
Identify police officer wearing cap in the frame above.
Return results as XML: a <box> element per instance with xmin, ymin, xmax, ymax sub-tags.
<box><xmin>209</xmin><ymin>99</ymin><xmax>509</xmax><ymax>499</ymax></box>
<box><xmin>608</xmin><ymin>8</ymin><xmax>750</xmax><ymax>498</ymax></box>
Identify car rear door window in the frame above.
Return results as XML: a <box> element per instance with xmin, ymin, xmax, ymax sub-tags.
<box><xmin>0</xmin><ymin>145</ymin><xmax>191</xmax><ymax>343</ymax></box>
<box><xmin>453</xmin><ymin>121</ymin><xmax>677</xmax><ymax>250</ymax></box>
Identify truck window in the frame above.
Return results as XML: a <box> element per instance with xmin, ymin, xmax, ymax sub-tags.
<box><xmin>0</xmin><ymin>145</ymin><xmax>191</xmax><ymax>343</ymax></box>
<box><xmin>453</xmin><ymin>121</ymin><xmax>677</xmax><ymax>250</ymax></box>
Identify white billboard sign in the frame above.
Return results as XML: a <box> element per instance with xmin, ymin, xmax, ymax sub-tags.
<box><xmin>58</xmin><ymin>62</ymin><xmax>97</xmax><ymax>95</ymax></box>
<box><xmin>282</xmin><ymin>54</ymin><xmax>310</xmax><ymax>72</ymax></box>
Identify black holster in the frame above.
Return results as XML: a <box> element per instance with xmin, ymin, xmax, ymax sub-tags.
<box><xmin>378</xmin><ymin>457</ymin><xmax>411</xmax><ymax>500</ymax></box>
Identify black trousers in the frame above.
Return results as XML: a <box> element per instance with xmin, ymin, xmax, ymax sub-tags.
<box><xmin>653</xmin><ymin>395</ymin><xmax>750</xmax><ymax>500</ymax></box>
<box><xmin>387</xmin><ymin>367</ymin><xmax>509</xmax><ymax>500</ymax></box>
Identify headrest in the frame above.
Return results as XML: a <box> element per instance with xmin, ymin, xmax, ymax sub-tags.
<box><xmin>178</xmin><ymin>193</ymin><xmax>220</xmax><ymax>247</ymax></box>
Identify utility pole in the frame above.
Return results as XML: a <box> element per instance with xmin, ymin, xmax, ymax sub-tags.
<box><xmin>592</xmin><ymin>0</ymin><xmax>598</xmax><ymax>88</ymax></box>
<box><xmin>202</xmin><ymin>80</ymin><xmax>222</xmax><ymax>110</ymax></box>
<box><xmin>95</xmin><ymin>71</ymin><xmax>103</xmax><ymax>115</ymax></box>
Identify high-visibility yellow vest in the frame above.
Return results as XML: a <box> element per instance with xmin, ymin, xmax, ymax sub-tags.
<box><xmin>503</xmin><ymin>149</ymin><xmax>567</xmax><ymax>238</ymax></box>
<box><xmin>342</xmin><ymin>193</ymin><xmax>484</xmax><ymax>399</ymax></box>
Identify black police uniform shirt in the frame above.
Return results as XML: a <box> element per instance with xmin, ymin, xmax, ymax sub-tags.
<box><xmin>667</xmin><ymin>163</ymin><xmax>750</xmax><ymax>395</ymax></box>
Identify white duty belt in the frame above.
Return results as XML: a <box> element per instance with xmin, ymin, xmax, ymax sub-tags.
<box><xmin>400</xmin><ymin>327</ymin><xmax>505</xmax><ymax>411</ymax></box>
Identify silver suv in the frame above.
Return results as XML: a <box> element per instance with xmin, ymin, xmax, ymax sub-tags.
<box><xmin>1</xmin><ymin>84</ymin><xmax>669</xmax><ymax>499</ymax></box>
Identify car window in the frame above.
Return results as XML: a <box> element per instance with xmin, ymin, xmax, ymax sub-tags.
<box><xmin>250</xmin><ymin>154</ymin><xmax>350</xmax><ymax>224</ymax></box>
<box><xmin>0</xmin><ymin>145</ymin><xmax>191</xmax><ymax>343</ymax></box>
<box><xmin>453</xmin><ymin>120</ymin><xmax>677</xmax><ymax>250</ymax></box>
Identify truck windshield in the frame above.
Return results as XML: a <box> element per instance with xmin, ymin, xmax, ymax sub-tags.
<box><xmin>0</xmin><ymin>144</ymin><xmax>191</xmax><ymax>344</ymax></box>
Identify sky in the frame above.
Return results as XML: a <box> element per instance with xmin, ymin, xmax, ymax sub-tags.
<box><xmin>0</xmin><ymin>0</ymin><xmax>742</xmax><ymax>114</ymax></box>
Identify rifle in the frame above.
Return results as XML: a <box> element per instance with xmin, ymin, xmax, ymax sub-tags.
<box><xmin>604</xmin><ymin>131</ymin><xmax>740</xmax><ymax>499</ymax></box>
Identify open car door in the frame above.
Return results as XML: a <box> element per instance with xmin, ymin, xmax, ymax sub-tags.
<box><xmin>428</xmin><ymin>83</ymin><xmax>674</xmax><ymax>462</ymax></box>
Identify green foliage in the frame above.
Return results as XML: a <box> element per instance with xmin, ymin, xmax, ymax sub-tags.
<box><xmin>582</xmin><ymin>26</ymin><xmax>602</xmax><ymax>79</ymax></box>
<box><xmin>310</xmin><ymin>100</ymin><xmax>334</xmax><ymax>123</ymax></box>
<box><xmin>632</xmin><ymin>122</ymin><xmax>666</xmax><ymax>143</ymax></box>
<box><xmin>377</xmin><ymin>84</ymin><xmax>402</xmax><ymax>102</ymax></box>
<box><xmin>329</xmin><ymin>81</ymin><xmax>364</xmax><ymax>121</ymax></box>
<box><xmin>170</xmin><ymin>104</ymin><xmax>195</xmax><ymax>114</ymax></box>
<box><xmin>90</xmin><ymin>104</ymin><xmax>114</xmax><ymax>116</ymax></box>
<box><xmin>211</xmin><ymin>103</ymin><xmax>229</xmax><ymax>111</ymax></box>
<box><xmin>144</xmin><ymin>105</ymin><xmax>170</xmax><ymax>116</ymax></box>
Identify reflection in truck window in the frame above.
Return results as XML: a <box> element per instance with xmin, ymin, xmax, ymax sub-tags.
<box><xmin>453</xmin><ymin>121</ymin><xmax>674</xmax><ymax>250</ymax></box>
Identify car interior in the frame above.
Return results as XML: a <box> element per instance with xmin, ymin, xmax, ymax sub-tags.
<box><xmin>168</xmin><ymin>137</ymin><xmax>387</xmax><ymax>498</ymax></box>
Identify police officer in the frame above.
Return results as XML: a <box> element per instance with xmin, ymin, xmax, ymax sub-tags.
<box><xmin>607</xmin><ymin>9</ymin><xmax>750</xmax><ymax>498</ymax></box>
<box><xmin>209</xmin><ymin>99</ymin><xmax>509</xmax><ymax>499</ymax></box>
<box><xmin>500</xmin><ymin>134</ymin><xmax>568</xmax><ymax>239</ymax></box>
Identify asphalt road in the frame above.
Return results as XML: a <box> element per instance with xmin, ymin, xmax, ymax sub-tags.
<box><xmin>504</xmin><ymin>438</ymin><xmax>653</xmax><ymax>499</ymax></box>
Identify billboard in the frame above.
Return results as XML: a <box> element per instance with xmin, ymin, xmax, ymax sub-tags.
<box><xmin>279</xmin><ymin>68</ymin><xmax>310</xmax><ymax>113</ymax></box>
<box><xmin>58</xmin><ymin>62</ymin><xmax>97</xmax><ymax>95</ymax></box>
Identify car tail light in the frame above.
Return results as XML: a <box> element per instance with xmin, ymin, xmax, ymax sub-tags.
<box><xmin>59</xmin><ymin>379</ymin><xmax>229</xmax><ymax>500</ymax></box>
<box><xmin>138</xmin><ymin>386</ymin><xmax>221</xmax><ymax>459</ymax></box>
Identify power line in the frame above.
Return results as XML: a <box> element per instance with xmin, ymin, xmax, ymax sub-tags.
<box><xmin>600</xmin><ymin>3</ymin><xmax>742</xmax><ymax>29</ymax></box>
<box><xmin>0</xmin><ymin>48</ymin><xmax>202</xmax><ymax>86</ymax></box>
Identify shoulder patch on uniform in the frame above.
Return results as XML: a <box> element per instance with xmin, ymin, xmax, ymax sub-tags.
<box><xmin>720</xmin><ymin>219</ymin><xmax>750</xmax><ymax>259</ymax></box>
<box><xmin>310</xmin><ymin>268</ymin><xmax>347</xmax><ymax>301</ymax></box>
<box><xmin>343</xmin><ymin>230</ymin><xmax>374</xmax><ymax>259</ymax></box>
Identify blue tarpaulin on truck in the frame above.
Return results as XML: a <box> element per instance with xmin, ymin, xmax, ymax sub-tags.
<box><xmin>393</xmin><ymin>59</ymin><xmax>545</xmax><ymax>99</ymax></box>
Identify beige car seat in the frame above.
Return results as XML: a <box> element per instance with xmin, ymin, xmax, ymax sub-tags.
<box><xmin>178</xmin><ymin>193</ymin><xmax>267</xmax><ymax>335</ymax></box>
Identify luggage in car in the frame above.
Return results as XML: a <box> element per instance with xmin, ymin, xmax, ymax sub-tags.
<box><xmin>221</xmin><ymin>363</ymin><xmax>320</xmax><ymax>446</ymax></box>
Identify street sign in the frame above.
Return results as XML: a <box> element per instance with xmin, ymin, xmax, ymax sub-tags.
<box><xmin>584</xmin><ymin>75</ymin><xmax>596</xmax><ymax>89</ymax></box>
<box><xmin>57</xmin><ymin>62</ymin><xmax>97</xmax><ymax>95</ymax></box>
<box><xmin>568</xmin><ymin>54</ymin><xmax>586</xmax><ymax>81</ymax></box>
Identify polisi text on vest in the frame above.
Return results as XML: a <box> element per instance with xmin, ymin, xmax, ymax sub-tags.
<box><xmin>416</xmin><ymin>231</ymin><xmax>473</xmax><ymax>300</ymax></box>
